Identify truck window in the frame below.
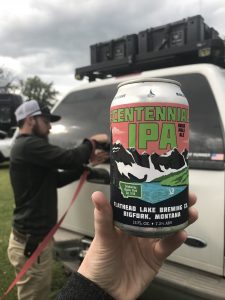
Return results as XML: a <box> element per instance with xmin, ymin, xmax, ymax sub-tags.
<box><xmin>50</xmin><ymin>73</ymin><xmax>224</xmax><ymax>170</ymax></box>
<box><xmin>165</xmin><ymin>73</ymin><xmax>224</xmax><ymax>170</ymax></box>
<box><xmin>50</xmin><ymin>84</ymin><xmax>117</xmax><ymax>149</ymax></box>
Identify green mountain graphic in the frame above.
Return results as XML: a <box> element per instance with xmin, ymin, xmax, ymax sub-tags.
<box><xmin>152</xmin><ymin>167</ymin><xmax>188</xmax><ymax>186</ymax></box>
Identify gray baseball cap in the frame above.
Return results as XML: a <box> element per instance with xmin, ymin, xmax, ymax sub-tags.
<box><xmin>15</xmin><ymin>100</ymin><xmax>61</xmax><ymax>122</ymax></box>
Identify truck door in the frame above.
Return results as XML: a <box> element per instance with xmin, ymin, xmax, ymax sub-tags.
<box><xmin>165</xmin><ymin>73</ymin><xmax>225</xmax><ymax>276</ymax></box>
<box><xmin>50</xmin><ymin>84</ymin><xmax>116</xmax><ymax>236</ymax></box>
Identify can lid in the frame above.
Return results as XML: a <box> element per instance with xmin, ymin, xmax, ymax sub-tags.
<box><xmin>118</xmin><ymin>77</ymin><xmax>181</xmax><ymax>88</ymax></box>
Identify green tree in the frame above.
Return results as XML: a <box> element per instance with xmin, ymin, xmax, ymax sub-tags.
<box><xmin>19</xmin><ymin>76</ymin><xmax>59</xmax><ymax>108</ymax></box>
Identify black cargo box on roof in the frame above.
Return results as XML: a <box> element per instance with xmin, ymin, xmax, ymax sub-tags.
<box><xmin>138</xmin><ymin>15</ymin><xmax>219</xmax><ymax>53</ymax></box>
<box><xmin>90</xmin><ymin>34</ymin><xmax>138</xmax><ymax>64</ymax></box>
<box><xmin>75</xmin><ymin>15</ymin><xmax>225</xmax><ymax>81</ymax></box>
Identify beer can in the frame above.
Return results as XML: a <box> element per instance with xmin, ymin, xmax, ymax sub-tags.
<box><xmin>110</xmin><ymin>78</ymin><xmax>189</xmax><ymax>237</ymax></box>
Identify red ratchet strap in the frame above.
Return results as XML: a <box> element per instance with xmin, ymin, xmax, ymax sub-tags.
<box><xmin>0</xmin><ymin>170</ymin><xmax>88</xmax><ymax>300</ymax></box>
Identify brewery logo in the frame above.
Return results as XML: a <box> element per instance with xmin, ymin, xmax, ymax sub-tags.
<box><xmin>147</xmin><ymin>89</ymin><xmax>155</xmax><ymax>97</ymax></box>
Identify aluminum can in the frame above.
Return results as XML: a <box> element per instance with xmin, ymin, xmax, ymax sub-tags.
<box><xmin>110</xmin><ymin>78</ymin><xmax>189</xmax><ymax>237</ymax></box>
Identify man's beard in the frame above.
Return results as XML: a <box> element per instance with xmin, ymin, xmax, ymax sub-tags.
<box><xmin>32</xmin><ymin>122</ymin><xmax>49</xmax><ymax>141</ymax></box>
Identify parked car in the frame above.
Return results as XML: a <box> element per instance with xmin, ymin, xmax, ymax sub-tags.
<box><xmin>50</xmin><ymin>63</ymin><xmax>225</xmax><ymax>300</ymax></box>
<box><xmin>0</xmin><ymin>134</ymin><xmax>17</xmax><ymax>162</ymax></box>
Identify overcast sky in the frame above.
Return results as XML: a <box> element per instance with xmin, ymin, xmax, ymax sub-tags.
<box><xmin>0</xmin><ymin>0</ymin><xmax>225</xmax><ymax>99</ymax></box>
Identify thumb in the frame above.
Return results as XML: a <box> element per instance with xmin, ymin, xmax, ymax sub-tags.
<box><xmin>91</xmin><ymin>191</ymin><xmax>115</xmax><ymax>239</ymax></box>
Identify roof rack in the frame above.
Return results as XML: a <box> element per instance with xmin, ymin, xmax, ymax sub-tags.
<box><xmin>75</xmin><ymin>15</ymin><xmax>225</xmax><ymax>82</ymax></box>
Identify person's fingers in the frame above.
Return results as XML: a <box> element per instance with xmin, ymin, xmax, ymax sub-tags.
<box><xmin>91</xmin><ymin>191</ymin><xmax>115</xmax><ymax>238</ymax></box>
<box><xmin>188</xmin><ymin>192</ymin><xmax>198</xmax><ymax>224</ymax></box>
<box><xmin>189</xmin><ymin>192</ymin><xmax>197</xmax><ymax>207</ymax></box>
<box><xmin>154</xmin><ymin>230</ymin><xmax>188</xmax><ymax>262</ymax></box>
<box><xmin>90</xmin><ymin>151</ymin><xmax>109</xmax><ymax>166</ymax></box>
<box><xmin>154</xmin><ymin>195</ymin><xmax>198</xmax><ymax>262</ymax></box>
<box><xmin>98</xmin><ymin>153</ymin><xmax>109</xmax><ymax>159</ymax></box>
<box><xmin>188</xmin><ymin>206</ymin><xmax>198</xmax><ymax>225</ymax></box>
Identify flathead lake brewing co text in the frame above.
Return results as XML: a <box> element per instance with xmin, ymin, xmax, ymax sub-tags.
<box><xmin>114</xmin><ymin>201</ymin><xmax>188</xmax><ymax>225</ymax></box>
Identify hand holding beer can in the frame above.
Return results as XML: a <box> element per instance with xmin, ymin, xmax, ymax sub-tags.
<box><xmin>110</xmin><ymin>78</ymin><xmax>189</xmax><ymax>237</ymax></box>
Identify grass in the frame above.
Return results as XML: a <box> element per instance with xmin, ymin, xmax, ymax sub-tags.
<box><xmin>0</xmin><ymin>163</ymin><xmax>68</xmax><ymax>299</ymax></box>
<box><xmin>152</xmin><ymin>167</ymin><xmax>188</xmax><ymax>186</ymax></box>
<box><xmin>160</xmin><ymin>167</ymin><xmax>188</xmax><ymax>186</ymax></box>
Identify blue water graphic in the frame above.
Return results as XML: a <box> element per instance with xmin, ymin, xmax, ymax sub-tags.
<box><xmin>141</xmin><ymin>182</ymin><xmax>186</xmax><ymax>204</ymax></box>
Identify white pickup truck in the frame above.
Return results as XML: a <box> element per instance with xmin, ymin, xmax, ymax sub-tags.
<box><xmin>51</xmin><ymin>63</ymin><xmax>225</xmax><ymax>299</ymax></box>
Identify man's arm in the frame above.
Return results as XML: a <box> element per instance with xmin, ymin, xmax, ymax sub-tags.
<box><xmin>23</xmin><ymin>134</ymin><xmax>108</xmax><ymax>170</ymax></box>
<box><xmin>24</xmin><ymin>136</ymin><xmax>93</xmax><ymax>169</ymax></box>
